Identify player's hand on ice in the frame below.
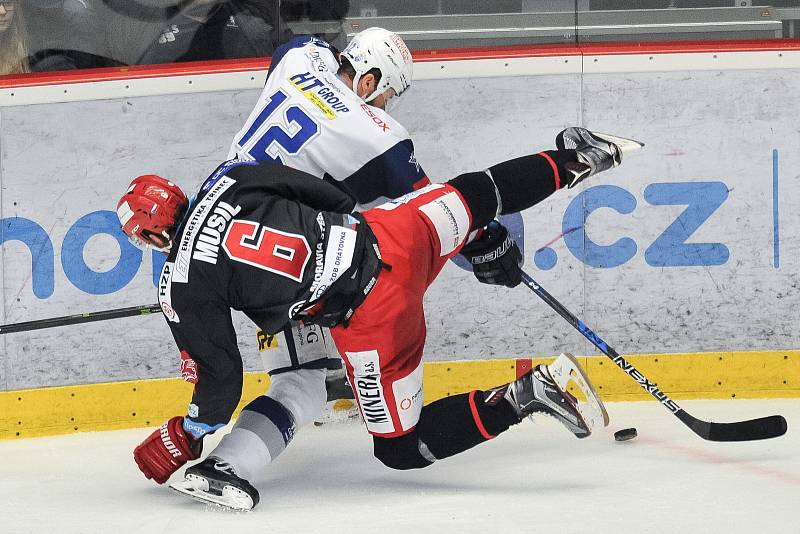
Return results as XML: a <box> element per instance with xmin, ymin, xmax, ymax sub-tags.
<box><xmin>460</xmin><ymin>220</ymin><xmax>522</xmax><ymax>288</ymax></box>
<box><xmin>133</xmin><ymin>416</ymin><xmax>202</xmax><ymax>484</ymax></box>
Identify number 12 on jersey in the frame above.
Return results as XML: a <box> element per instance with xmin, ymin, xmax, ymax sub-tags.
<box><xmin>234</xmin><ymin>89</ymin><xmax>320</xmax><ymax>164</ymax></box>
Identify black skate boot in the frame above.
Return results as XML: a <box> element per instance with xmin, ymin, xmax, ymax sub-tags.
<box><xmin>555</xmin><ymin>127</ymin><xmax>644</xmax><ymax>187</ymax></box>
<box><xmin>489</xmin><ymin>364</ymin><xmax>592</xmax><ymax>438</ymax></box>
<box><xmin>170</xmin><ymin>456</ymin><xmax>260</xmax><ymax>511</ymax></box>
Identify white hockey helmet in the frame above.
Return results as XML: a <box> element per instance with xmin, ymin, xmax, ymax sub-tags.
<box><xmin>341</xmin><ymin>27</ymin><xmax>413</xmax><ymax>104</ymax></box>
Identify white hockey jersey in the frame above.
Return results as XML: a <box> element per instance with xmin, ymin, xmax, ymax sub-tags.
<box><xmin>228</xmin><ymin>36</ymin><xmax>429</xmax><ymax>209</ymax></box>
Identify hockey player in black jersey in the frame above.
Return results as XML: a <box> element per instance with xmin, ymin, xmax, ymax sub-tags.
<box><xmin>118</xmin><ymin>127</ymin><xmax>642</xmax><ymax>510</ymax></box>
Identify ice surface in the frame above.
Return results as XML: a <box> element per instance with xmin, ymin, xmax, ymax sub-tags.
<box><xmin>1</xmin><ymin>399</ymin><xmax>797</xmax><ymax>534</ymax></box>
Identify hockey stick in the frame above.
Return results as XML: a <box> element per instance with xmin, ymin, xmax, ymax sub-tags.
<box><xmin>520</xmin><ymin>271</ymin><xmax>787</xmax><ymax>442</ymax></box>
<box><xmin>0</xmin><ymin>304</ymin><xmax>161</xmax><ymax>335</ymax></box>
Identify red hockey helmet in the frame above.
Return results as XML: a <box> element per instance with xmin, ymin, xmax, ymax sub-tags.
<box><xmin>117</xmin><ymin>174</ymin><xmax>188</xmax><ymax>252</ymax></box>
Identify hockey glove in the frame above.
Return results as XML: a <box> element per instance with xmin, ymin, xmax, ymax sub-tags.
<box><xmin>133</xmin><ymin>416</ymin><xmax>202</xmax><ymax>484</ymax></box>
<box><xmin>460</xmin><ymin>220</ymin><xmax>523</xmax><ymax>288</ymax></box>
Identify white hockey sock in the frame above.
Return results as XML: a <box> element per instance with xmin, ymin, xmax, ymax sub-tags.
<box><xmin>267</xmin><ymin>368</ymin><xmax>327</xmax><ymax>428</ymax></box>
<box><xmin>210</xmin><ymin>368</ymin><xmax>327</xmax><ymax>481</ymax></box>
<box><xmin>212</xmin><ymin>427</ymin><xmax>274</xmax><ymax>482</ymax></box>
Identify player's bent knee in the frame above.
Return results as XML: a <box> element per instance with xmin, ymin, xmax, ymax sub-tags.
<box><xmin>372</xmin><ymin>433</ymin><xmax>434</xmax><ymax>470</ymax></box>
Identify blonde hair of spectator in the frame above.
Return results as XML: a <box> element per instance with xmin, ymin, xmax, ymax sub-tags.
<box><xmin>0</xmin><ymin>0</ymin><xmax>30</xmax><ymax>75</ymax></box>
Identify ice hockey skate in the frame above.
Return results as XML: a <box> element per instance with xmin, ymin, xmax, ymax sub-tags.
<box><xmin>555</xmin><ymin>127</ymin><xmax>644</xmax><ymax>186</ymax></box>
<box><xmin>169</xmin><ymin>456</ymin><xmax>259</xmax><ymax>511</ymax></box>
<box><xmin>491</xmin><ymin>353</ymin><xmax>608</xmax><ymax>438</ymax></box>
<box><xmin>314</xmin><ymin>370</ymin><xmax>362</xmax><ymax>426</ymax></box>
<box><xmin>547</xmin><ymin>352</ymin><xmax>610</xmax><ymax>431</ymax></box>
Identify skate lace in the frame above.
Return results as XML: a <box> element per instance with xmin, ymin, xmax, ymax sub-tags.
<box><xmin>212</xmin><ymin>460</ymin><xmax>237</xmax><ymax>476</ymax></box>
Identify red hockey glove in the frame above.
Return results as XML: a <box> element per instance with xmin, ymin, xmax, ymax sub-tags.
<box><xmin>133</xmin><ymin>416</ymin><xmax>202</xmax><ymax>484</ymax></box>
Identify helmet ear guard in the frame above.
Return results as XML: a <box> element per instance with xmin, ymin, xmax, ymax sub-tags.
<box><xmin>117</xmin><ymin>174</ymin><xmax>188</xmax><ymax>253</ymax></box>
<box><xmin>341</xmin><ymin>27</ymin><xmax>413</xmax><ymax>104</ymax></box>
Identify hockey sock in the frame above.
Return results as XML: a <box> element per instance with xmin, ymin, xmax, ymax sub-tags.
<box><xmin>490</xmin><ymin>149</ymin><xmax>578</xmax><ymax>214</ymax></box>
<box><xmin>415</xmin><ymin>390</ymin><xmax>521</xmax><ymax>461</ymax></box>
<box><xmin>210</xmin><ymin>395</ymin><xmax>296</xmax><ymax>481</ymax></box>
<box><xmin>447</xmin><ymin>150</ymin><xmax>579</xmax><ymax>229</ymax></box>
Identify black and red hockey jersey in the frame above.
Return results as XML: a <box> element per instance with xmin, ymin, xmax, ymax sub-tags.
<box><xmin>157</xmin><ymin>159</ymin><xmax>367</xmax><ymax>431</ymax></box>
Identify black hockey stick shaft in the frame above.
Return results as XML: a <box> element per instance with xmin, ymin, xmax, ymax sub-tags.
<box><xmin>520</xmin><ymin>271</ymin><xmax>787</xmax><ymax>441</ymax></box>
<box><xmin>0</xmin><ymin>304</ymin><xmax>161</xmax><ymax>335</ymax></box>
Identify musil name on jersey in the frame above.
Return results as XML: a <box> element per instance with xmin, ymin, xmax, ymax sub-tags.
<box><xmin>193</xmin><ymin>201</ymin><xmax>241</xmax><ymax>265</ymax></box>
<box><xmin>174</xmin><ymin>175</ymin><xmax>236</xmax><ymax>283</ymax></box>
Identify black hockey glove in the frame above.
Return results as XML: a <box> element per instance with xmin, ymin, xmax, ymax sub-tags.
<box><xmin>460</xmin><ymin>220</ymin><xmax>522</xmax><ymax>288</ymax></box>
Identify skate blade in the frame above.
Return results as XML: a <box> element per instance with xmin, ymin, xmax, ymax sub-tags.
<box><xmin>314</xmin><ymin>399</ymin><xmax>362</xmax><ymax>426</ymax></box>
<box><xmin>528</xmin><ymin>409</ymin><xmax>591</xmax><ymax>439</ymax></box>
<box><xmin>592</xmin><ymin>132</ymin><xmax>645</xmax><ymax>155</ymax></box>
<box><xmin>548</xmin><ymin>353</ymin><xmax>610</xmax><ymax>432</ymax></box>
<box><xmin>170</xmin><ymin>475</ymin><xmax>255</xmax><ymax>511</ymax></box>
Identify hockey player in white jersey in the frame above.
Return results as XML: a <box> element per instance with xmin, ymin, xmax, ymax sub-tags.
<box><xmin>230</xmin><ymin>28</ymin><xmax>429</xmax><ymax>418</ymax></box>
<box><xmin>227</xmin><ymin>27</ymin><xmax>430</xmax><ymax>426</ymax></box>
<box><xmin>227</xmin><ymin>28</ymin><xmax>429</xmax><ymax>419</ymax></box>
<box><xmin>151</xmin><ymin>27</ymin><xmax>526</xmax><ymax>509</ymax></box>
<box><xmin>228</xmin><ymin>28</ymin><xmax>427</xmax><ymax>207</ymax></box>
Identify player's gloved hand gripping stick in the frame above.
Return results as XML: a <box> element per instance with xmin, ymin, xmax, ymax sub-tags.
<box><xmin>460</xmin><ymin>220</ymin><xmax>523</xmax><ymax>288</ymax></box>
<box><xmin>519</xmin><ymin>270</ymin><xmax>787</xmax><ymax>442</ymax></box>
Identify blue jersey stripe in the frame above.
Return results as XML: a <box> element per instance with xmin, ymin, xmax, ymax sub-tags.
<box><xmin>331</xmin><ymin>139</ymin><xmax>427</xmax><ymax>206</ymax></box>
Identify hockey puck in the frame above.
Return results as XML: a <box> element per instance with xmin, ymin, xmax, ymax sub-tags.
<box><xmin>614</xmin><ymin>428</ymin><xmax>638</xmax><ymax>442</ymax></box>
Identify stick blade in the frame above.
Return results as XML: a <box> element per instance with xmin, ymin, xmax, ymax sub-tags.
<box><xmin>679</xmin><ymin>411</ymin><xmax>788</xmax><ymax>442</ymax></box>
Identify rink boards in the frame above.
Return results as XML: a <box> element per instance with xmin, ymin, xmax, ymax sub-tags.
<box><xmin>1</xmin><ymin>350</ymin><xmax>797</xmax><ymax>440</ymax></box>
<box><xmin>1</xmin><ymin>42</ymin><xmax>799</xmax><ymax>438</ymax></box>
